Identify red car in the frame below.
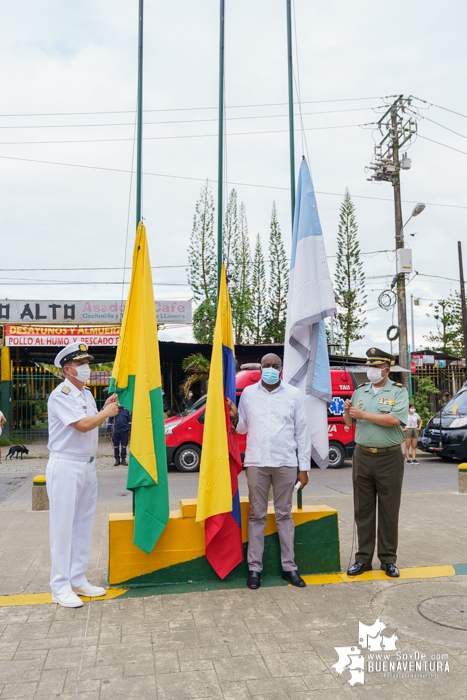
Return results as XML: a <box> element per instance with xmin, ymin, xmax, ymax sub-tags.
<box><xmin>164</xmin><ymin>367</ymin><xmax>357</xmax><ymax>472</ymax></box>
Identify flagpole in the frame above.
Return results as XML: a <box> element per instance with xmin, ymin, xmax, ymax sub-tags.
<box><xmin>132</xmin><ymin>0</ymin><xmax>144</xmax><ymax>517</ymax></box>
<box><xmin>286</xmin><ymin>1</ymin><xmax>302</xmax><ymax>509</ymax></box>
<box><xmin>136</xmin><ymin>0</ymin><xmax>144</xmax><ymax>230</ymax></box>
<box><xmin>286</xmin><ymin>0</ymin><xmax>295</xmax><ymax>231</ymax></box>
<box><xmin>217</xmin><ymin>0</ymin><xmax>225</xmax><ymax>295</ymax></box>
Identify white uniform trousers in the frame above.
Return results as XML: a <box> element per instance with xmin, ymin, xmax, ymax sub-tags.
<box><xmin>46</xmin><ymin>455</ymin><xmax>97</xmax><ymax>596</ymax></box>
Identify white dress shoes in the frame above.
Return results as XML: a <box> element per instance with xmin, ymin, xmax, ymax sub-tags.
<box><xmin>52</xmin><ymin>591</ymin><xmax>83</xmax><ymax>608</ymax></box>
<box><xmin>72</xmin><ymin>583</ymin><xmax>106</xmax><ymax>598</ymax></box>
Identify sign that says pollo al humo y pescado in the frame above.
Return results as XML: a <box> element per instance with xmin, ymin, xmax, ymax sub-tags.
<box><xmin>0</xmin><ymin>300</ymin><xmax>192</xmax><ymax>325</ymax></box>
<box><xmin>5</xmin><ymin>325</ymin><xmax>121</xmax><ymax>347</ymax></box>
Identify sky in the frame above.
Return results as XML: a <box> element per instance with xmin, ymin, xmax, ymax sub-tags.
<box><xmin>1</xmin><ymin>0</ymin><xmax>466</xmax><ymax>356</ymax></box>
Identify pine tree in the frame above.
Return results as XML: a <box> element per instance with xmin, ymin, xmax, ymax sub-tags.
<box><xmin>223</xmin><ymin>189</ymin><xmax>238</xmax><ymax>279</ymax></box>
<box><xmin>231</xmin><ymin>202</ymin><xmax>252</xmax><ymax>343</ymax></box>
<box><xmin>424</xmin><ymin>291</ymin><xmax>464</xmax><ymax>356</ymax></box>
<box><xmin>251</xmin><ymin>234</ymin><xmax>267</xmax><ymax>344</ymax></box>
<box><xmin>187</xmin><ymin>180</ymin><xmax>217</xmax><ymax>343</ymax></box>
<box><xmin>334</xmin><ymin>189</ymin><xmax>367</xmax><ymax>355</ymax></box>
<box><xmin>263</xmin><ymin>203</ymin><xmax>289</xmax><ymax>343</ymax></box>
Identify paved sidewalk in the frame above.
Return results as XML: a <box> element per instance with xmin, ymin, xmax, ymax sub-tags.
<box><xmin>0</xmin><ymin>453</ymin><xmax>466</xmax><ymax>698</ymax></box>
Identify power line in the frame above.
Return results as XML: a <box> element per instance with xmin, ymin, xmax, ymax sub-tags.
<box><xmin>0</xmin><ymin>106</ymin><xmax>380</xmax><ymax>130</ymax></box>
<box><xmin>430</xmin><ymin>102</ymin><xmax>467</xmax><ymax>120</ymax></box>
<box><xmin>0</xmin><ymin>122</ymin><xmax>363</xmax><ymax>146</ymax></box>
<box><xmin>0</xmin><ymin>250</ymin><xmax>395</xmax><ymax>273</ymax></box>
<box><xmin>416</xmin><ymin>272</ymin><xmax>460</xmax><ymax>283</ymax></box>
<box><xmin>1</xmin><ymin>153</ymin><xmax>467</xmax><ymax>209</ymax></box>
<box><xmin>0</xmin><ymin>265</ymin><xmax>188</xmax><ymax>271</ymax></box>
<box><xmin>418</xmin><ymin>134</ymin><xmax>467</xmax><ymax>156</ymax></box>
<box><xmin>422</xmin><ymin>115</ymin><xmax>467</xmax><ymax>140</ymax></box>
<box><xmin>0</xmin><ymin>96</ymin><xmax>390</xmax><ymax>118</ymax></box>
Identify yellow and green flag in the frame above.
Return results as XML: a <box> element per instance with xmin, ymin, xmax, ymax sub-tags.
<box><xmin>109</xmin><ymin>222</ymin><xmax>169</xmax><ymax>553</ymax></box>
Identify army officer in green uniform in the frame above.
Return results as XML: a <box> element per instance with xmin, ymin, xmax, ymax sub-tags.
<box><xmin>344</xmin><ymin>348</ymin><xmax>409</xmax><ymax>578</ymax></box>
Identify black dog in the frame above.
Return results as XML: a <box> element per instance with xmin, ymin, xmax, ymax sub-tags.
<box><xmin>6</xmin><ymin>445</ymin><xmax>29</xmax><ymax>460</ymax></box>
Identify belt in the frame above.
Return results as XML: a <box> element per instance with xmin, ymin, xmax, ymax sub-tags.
<box><xmin>49</xmin><ymin>452</ymin><xmax>96</xmax><ymax>463</ymax></box>
<box><xmin>357</xmin><ymin>444</ymin><xmax>401</xmax><ymax>454</ymax></box>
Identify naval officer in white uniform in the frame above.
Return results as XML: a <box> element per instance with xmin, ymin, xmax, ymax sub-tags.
<box><xmin>47</xmin><ymin>342</ymin><xmax>119</xmax><ymax>608</ymax></box>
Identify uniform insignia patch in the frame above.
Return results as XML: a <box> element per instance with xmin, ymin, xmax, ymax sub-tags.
<box><xmin>79</xmin><ymin>344</ymin><xmax>87</xmax><ymax>352</ymax></box>
<box><xmin>370</xmin><ymin>348</ymin><xmax>376</xmax><ymax>355</ymax></box>
<box><xmin>379</xmin><ymin>397</ymin><xmax>395</xmax><ymax>406</ymax></box>
<box><xmin>61</xmin><ymin>386</ymin><xmax>71</xmax><ymax>395</ymax></box>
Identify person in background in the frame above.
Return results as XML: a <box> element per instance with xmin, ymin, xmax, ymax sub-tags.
<box><xmin>181</xmin><ymin>391</ymin><xmax>195</xmax><ymax>411</ymax></box>
<box><xmin>162</xmin><ymin>389</ymin><xmax>170</xmax><ymax>418</ymax></box>
<box><xmin>107</xmin><ymin>403</ymin><xmax>132</xmax><ymax>466</ymax></box>
<box><xmin>441</xmin><ymin>391</ymin><xmax>451</xmax><ymax>407</ymax></box>
<box><xmin>0</xmin><ymin>409</ymin><xmax>6</xmax><ymax>463</ymax></box>
<box><xmin>404</xmin><ymin>404</ymin><xmax>423</xmax><ymax>464</ymax></box>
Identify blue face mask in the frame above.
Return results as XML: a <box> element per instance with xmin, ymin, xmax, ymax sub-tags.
<box><xmin>261</xmin><ymin>367</ymin><xmax>281</xmax><ymax>385</ymax></box>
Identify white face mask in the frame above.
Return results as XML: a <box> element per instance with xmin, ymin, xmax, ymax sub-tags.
<box><xmin>366</xmin><ymin>367</ymin><xmax>384</xmax><ymax>385</ymax></box>
<box><xmin>409</xmin><ymin>407</ymin><xmax>416</xmax><ymax>413</ymax></box>
<box><xmin>68</xmin><ymin>363</ymin><xmax>91</xmax><ymax>384</ymax></box>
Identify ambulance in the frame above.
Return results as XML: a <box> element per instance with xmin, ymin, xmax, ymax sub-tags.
<box><xmin>164</xmin><ymin>365</ymin><xmax>357</xmax><ymax>472</ymax></box>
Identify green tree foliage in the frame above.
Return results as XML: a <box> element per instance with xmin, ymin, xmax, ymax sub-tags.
<box><xmin>188</xmin><ymin>181</ymin><xmax>217</xmax><ymax>343</ymax></box>
<box><xmin>334</xmin><ymin>189</ymin><xmax>367</xmax><ymax>355</ymax></box>
<box><xmin>179</xmin><ymin>353</ymin><xmax>210</xmax><ymax>399</ymax></box>
<box><xmin>250</xmin><ymin>234</ymin><xmax>267</xmax><ymax>344</ymax></box>
<box><xmin>412</xmin><ymin>376</ymin><xmax>440</xmax><ymax>425</ymax></box>
<box><xmin>263</xmin><ymin>203</ymin><xmax>289</xmax><ymax>343</ymax></box>
<box><xmin>424</xmin><ymin>291</ymin><xmax>464</xmax><ymax>357</ymax></box>
<box><xmin>231</xmin><ymin>202</ymin><xmax>252</xmax><ymax>344</ymax></box>
<box><xmin>223</xmin><ymin>189</ymin><xmax>238</xmax><ymax>279</ymax></box>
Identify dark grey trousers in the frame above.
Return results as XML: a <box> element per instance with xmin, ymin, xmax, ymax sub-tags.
<box><xmin>246</xmin><ymin>466</ymin><xmax>297</xmax><ymax>573</ymax></box>
<box><xmin>352</xmin><ymin>445</ymin><xmax>404</xmax><ymax>566</ymax></box>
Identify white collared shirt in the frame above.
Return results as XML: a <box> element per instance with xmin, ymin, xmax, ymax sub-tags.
<box><xmin>47</xmin><ymin>378</ymin><xmax>98</xmax><ymax>456</ymax></box>
<box><xmin>236</xmin><ymin>381</ymin><xmax>311</xmax><ymax>470</ymax></box>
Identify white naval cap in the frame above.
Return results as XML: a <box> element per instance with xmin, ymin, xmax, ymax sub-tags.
<box><xmin>54</xmin><ymin>342</ymin><xmax>95</xmax><ymax>369</ymax></box>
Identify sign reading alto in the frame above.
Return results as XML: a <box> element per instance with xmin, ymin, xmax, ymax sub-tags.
<box><xmin>0</xmin><ymin>300</ymin><xmax>192</xmax><ymax>325</ymax></box>
<box><xmin>5</xmin><ymin>325</ymin><xmax>121</xmax><ymax>347</ymax></box>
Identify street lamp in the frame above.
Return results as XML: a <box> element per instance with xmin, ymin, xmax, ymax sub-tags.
<box><xmin>403</xmin><ymin>203</ymin><xmax>426</xmax><ymax>229</ymax></box>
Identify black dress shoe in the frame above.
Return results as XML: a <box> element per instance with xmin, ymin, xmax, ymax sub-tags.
<box><xmin>247</xmin><ymin>571</ymin><xmax>261</xmax><ymax>589</ymax></box>
<box><xmin>121</xmin><ymin>459</ymin><xmax>128</xmax><ymax>466</ymax></box>
<box><xmin>113</xmin><ymin>459</ymin><xmax>120</xmax><ymax>466</ymax></box>
<box><xmin>347</xmin><ymin>561</ymin><xmax>372</xmax><ymax>577</ymax></box>
<box><xmin>381</xmin><ymin>563</ymin><xmax>400</xmax><ymax>578</ymax></box>
<box><xmin>282</xmin><ymin>570</ymin><xmax>306</xmax><ymax>587</ymax></box>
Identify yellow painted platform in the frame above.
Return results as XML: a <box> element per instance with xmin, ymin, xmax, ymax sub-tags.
<box><xmin>109</xmin><ymin>497</ymin><xmax>338</xmax><ymax>585</ymax></box>
<box><xmin>0</xmin><ymin>588</ymin><xmax>127</xmax><ymax>607</ymax></box>
<box><xmin>301</xmin><ymin>565</ymin><xmax>456</xmax><ymax>586</ymax></box>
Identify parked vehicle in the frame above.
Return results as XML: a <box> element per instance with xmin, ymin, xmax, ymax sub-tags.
<box><xmin>164</xmin><ymin>366</ymin><xmax>357</xmax><ymax>472</ymax></box>
<box><xmin>418</xmin><ymin>384</ymin><xmax>467</xmax><ymax>461</ymax></box>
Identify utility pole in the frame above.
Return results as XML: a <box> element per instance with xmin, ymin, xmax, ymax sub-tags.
<box><xmin>391</xmin><ymin>106</ymin><xmax>409</xmax><ymax>390</ymax></box>
<box><xmin>458</xmin><ymin>241</ymin><xmax>467</xmax><ymax>380</ymax></box>
<box><xmin>411</xmin><ymin>294</ymin><xmax>415</xmax><ymax>351</ymax></box>
<box><xmin>366</xmin><ymin>96</ymin><xmax>418</xmax><ymax>392</ymax></box>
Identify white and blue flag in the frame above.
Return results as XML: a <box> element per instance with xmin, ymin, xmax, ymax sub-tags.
<box><xmin>283</xmin><ymin>158</ymin><xmax>336</xmax><ymax>469</ymax></box>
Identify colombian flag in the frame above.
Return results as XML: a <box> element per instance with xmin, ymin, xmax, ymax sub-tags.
<box><xmin>109</xmin><ymin>222</ymin><xmax>169</xmax><ymax>553</ymax></box>
<box><xmin>196</xmin><ymin>264</ymin><xmax>243</xmax><ymax>578</ymax></box>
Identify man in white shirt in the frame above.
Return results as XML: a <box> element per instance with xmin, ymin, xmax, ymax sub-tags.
<box><xmin>47</xmin><ymin>342</ymin><xmax>119</xmax><ymax>608</ymax></box>
<box><xmin>227</xmin><ymin>353</ymin><xmax>311</xmax><ymax>589</ymax></box>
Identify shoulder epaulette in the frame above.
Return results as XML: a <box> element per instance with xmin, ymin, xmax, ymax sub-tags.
<box><xmin>358</xmin><ymin>382</ymin><xmax>369</xmax><ymax>388</ymax></box>
<box><xmin>395</xmin><ymin>383</ymin><xmax>403</xmax><ymax>387</ymax></box>
<box><xmin>61</xmin><ymin>386</ymin><xmax>70</xmax><ymax>395</ymax></box>
<box><xmin>84</xmin><ymin>386</ymin><xmax>91</xmax><ymax>391</ymax></box>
